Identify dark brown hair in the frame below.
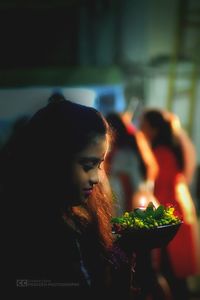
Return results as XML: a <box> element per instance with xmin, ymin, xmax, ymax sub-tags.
<box><xmin>141</xmin><ymin>109</ymin><xmax>184</xmax><ymax>170</ymax></box>
<box><xmin>3</xmin><ymin>99</ymin><xmax>114</xmax><ymax>250</ymax></box>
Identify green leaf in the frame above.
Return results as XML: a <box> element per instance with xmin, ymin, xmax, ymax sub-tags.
<box><xmin>134</xmin><ymin>208</ymin><xmax>146</xmax><ymax>219</ymax></box>
<box><xmin>145</xmin><ymin>204</ymin><xmax>154</xmax><ymax>217</ymax></box>
<box><xmin>129</xmin><ymin>211</ymin><xmax>136</xmax><ymax>218</ymax></box>
<box><xmin>111</xmin><ymin>217</ymin><xmax>122</xmax><ymax>224</ymax></box>
<box><xmin>147</xmin><ymin>202</ymin><xmax>155</xmax><ymax>209</ymax></box>
<box><xmin>154</xmin><ymin>205</ymin><xmax>165</xmax><ymax>219</ymax></box>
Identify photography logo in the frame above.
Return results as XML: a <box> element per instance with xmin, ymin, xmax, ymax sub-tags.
<box><xmin>16</xmin><ymin>279</ymin><xmax>79</xmax><ymax>288</ymax></box>
<box><xmin>16</xmin><ymin>280</ymin><xmax>28</xmax><ymax>287</ymax></box>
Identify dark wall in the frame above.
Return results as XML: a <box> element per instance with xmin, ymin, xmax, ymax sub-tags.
<box><xmin>0</xmin><ymin>5</ymin><xmax>79</xmax><ymax>69</ymax></box>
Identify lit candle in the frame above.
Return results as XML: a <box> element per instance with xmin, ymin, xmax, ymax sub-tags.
<box><xmin>138</xmin><ymin>196</ymin><xmax>147</xmax><ymax>210</ymax></box>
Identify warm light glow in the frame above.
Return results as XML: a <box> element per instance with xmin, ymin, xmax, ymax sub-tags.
<box><xmin>165</xmin><ymin>112</ymin><xmax>181</xmax><ymax>134</ymax></box>
<box><xmin>139</xmin><ymin>196</ymin><xmax>147</xmax><ymax>208</ymax></box>
<box><xmin>131</xmin><ymin>189</ymin><xmax>159</xmax><ymax>210</ymax></box>
<box><xmin>135</xmin><ymin>130</ymin><xmax>159</xmax><ymax>181</ymax></box>
<box><xmin>175</xmin><ymin>178</ymin><xmax>196</xmax><ymax>224</ymax></box>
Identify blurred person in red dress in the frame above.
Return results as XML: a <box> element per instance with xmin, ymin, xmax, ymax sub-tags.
<box><xmin>106</xmin><ymin>107</ymin><xmax>174</xmax><ymax>299</ymax></box>
<box><xmin>139</xmin><ymin>108</ymin><xmax>200</xmax><ymax>300</ymax></box>
<box><xmin>106</xmin><ymin>111</ymin><xmax>159</xmax><ymax>216</ymax></box>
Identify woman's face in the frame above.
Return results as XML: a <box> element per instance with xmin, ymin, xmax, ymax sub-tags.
<box><xmin>69</xmin><ymin>134</ymin><xmax>108</xmax><ymax>206</ymax></box>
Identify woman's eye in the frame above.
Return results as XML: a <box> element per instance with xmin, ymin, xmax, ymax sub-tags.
<box><xmin>83</xmin><ymin>164</ymin><xmax>93</xmax><ymax>171</ymax></box>
<box><xmin>81</xmin><ymin>160</ymin><xmax>104</xmax><ymax>172</ymax></box>
<box><xmin>82</xmin><ymin>163</ymin><xmax>103</xmax><ymax>172</ymax></box>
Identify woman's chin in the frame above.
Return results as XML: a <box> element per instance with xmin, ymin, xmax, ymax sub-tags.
<box><xmin>70</xmin><ymin>196</ymin><xmax>89</xmax><ymax>207</ymax></box>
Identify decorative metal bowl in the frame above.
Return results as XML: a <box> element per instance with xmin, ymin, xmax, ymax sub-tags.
<box><xmin>114</xmin><ymin>222</ymin><xmax>182</xmax><ymax>253</ymax></box>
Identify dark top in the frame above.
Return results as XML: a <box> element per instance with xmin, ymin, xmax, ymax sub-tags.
<box><xmin>7</xmin><ymin>196</ymin><xmax>132</xmax><ymax>299</ymax></box>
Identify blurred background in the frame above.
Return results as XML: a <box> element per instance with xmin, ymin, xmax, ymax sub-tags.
<box><xmin>0</xmin><ymin>0</ymin><xmax>199</xmax><ymax>298</ymax></box>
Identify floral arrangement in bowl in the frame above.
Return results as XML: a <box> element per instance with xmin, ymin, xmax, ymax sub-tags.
<box><xmin>111</xmin><ymin>202</ymin><xmax>181</xmax><ymax>233</ymax></box>
<box><xmin>111</xmin><ymin>202</ymin><xmax>182</xmax><ymax>251</ymax></box>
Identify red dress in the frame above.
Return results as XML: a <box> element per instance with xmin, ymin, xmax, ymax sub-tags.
<box><xmin>153</xmin><ymin>146</ymin><xmax>200</xmax><ymax>277</ymax></box>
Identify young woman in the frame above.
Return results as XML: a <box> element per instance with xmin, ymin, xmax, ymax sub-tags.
<box><xmin>2</xmin><ymin>98</ymin><xmax>131</xmax><ymax>298</ymax></box>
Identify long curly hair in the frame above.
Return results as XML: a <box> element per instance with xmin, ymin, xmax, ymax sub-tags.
<box><xmin>2</xmin><ymin>98</ymin><xmax>114</xmax><ymax>251</ymax></box>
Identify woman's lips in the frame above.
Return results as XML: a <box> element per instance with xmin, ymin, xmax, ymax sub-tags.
<box><xmin>83</xmin><ymin>188</ymin><xmax>93</xmax><ymax>197</ymax></box>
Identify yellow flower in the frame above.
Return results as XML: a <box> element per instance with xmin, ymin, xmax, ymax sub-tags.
<box><xmin>124</xmin><ymin>212</ymin><xmax>129</xmax><ymax>218</ymax></box>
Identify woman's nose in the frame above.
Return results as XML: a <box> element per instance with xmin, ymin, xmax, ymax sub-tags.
<box><xmin>89</xmin><ymin>170</ymin><xmax>100</xmax><ymax>186</ymax></box>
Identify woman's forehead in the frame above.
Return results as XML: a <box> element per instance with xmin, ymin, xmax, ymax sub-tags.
<box><xmin>77</xmin><ymin>135</ymin><xmax>108</xmax><ymax>157</ymax></box>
